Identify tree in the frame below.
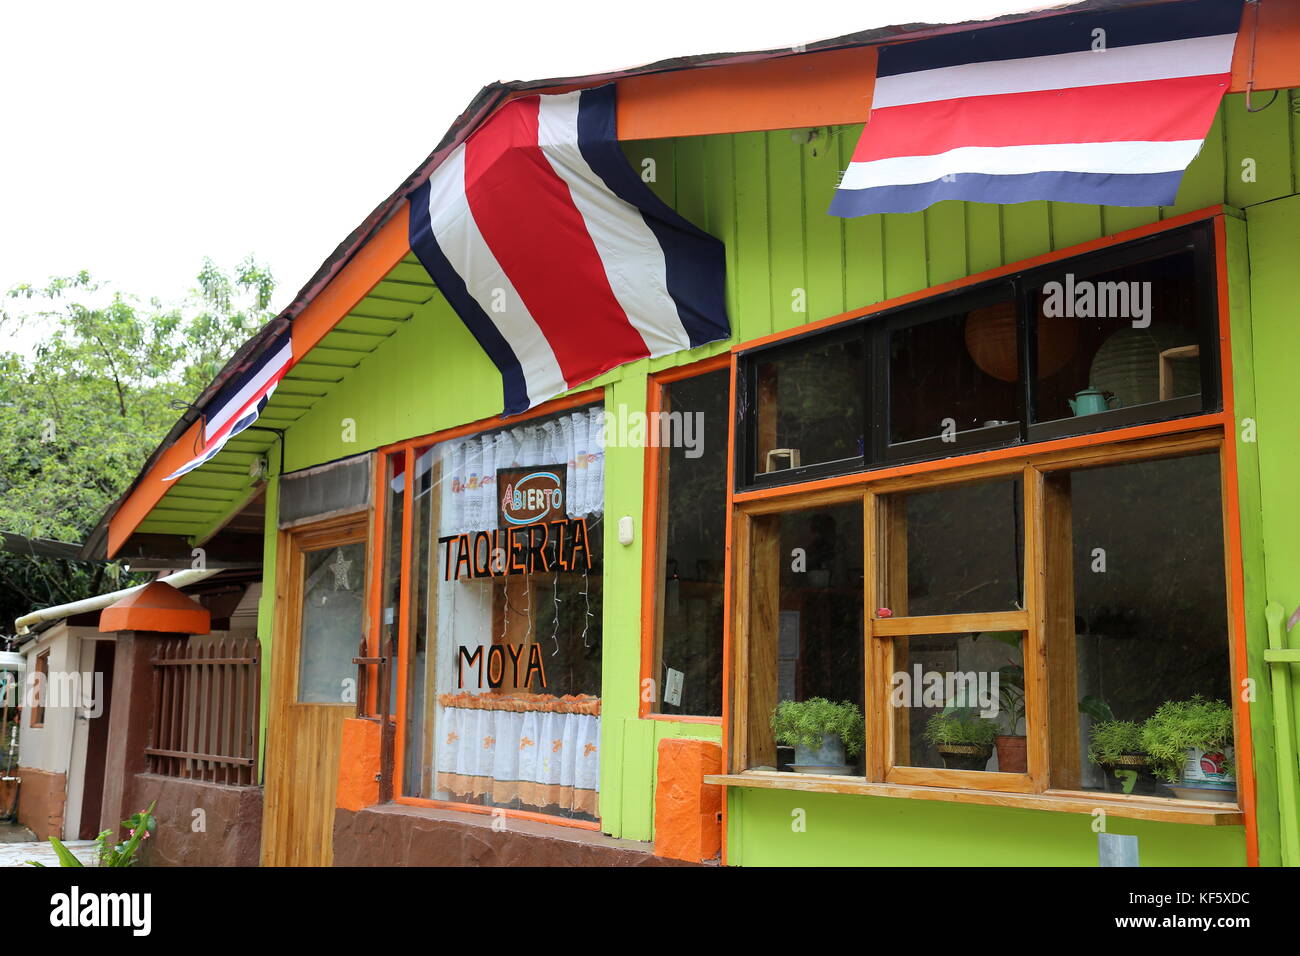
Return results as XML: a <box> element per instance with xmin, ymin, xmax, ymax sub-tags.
<box><xmin>0</xmin><ymin>258</ymin><xmax>275</xmax><ymax>631</ymax></box>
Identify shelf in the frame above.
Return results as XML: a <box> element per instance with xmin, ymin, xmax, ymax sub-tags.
<box><xmin>703</xmin><ymin>771</ymin><xmax>1243</xmax><ymax>826</ymax></box>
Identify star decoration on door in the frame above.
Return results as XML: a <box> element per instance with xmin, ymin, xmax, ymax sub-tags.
<box><xmin>330</xmin><ymin>549</ymin><xmax>353</xmax><ymax>591</ymax></box>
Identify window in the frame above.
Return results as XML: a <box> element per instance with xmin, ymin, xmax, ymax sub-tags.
<box><xmin>397</xmin><ymin>402</ymin><xmax>605</xmax><ymax>822</ymax></box>
<box><xmin>297</xmin><ymin>539</ymin><xmax>368</xmax><ymax>703</ymax></box>
<box><xmin>30</xmin><ymin>650</ymin><xmax>49</xmax><ymax>727</ymax></box>
<box><xmin>730</xmin><ymin>432</ymin><xmax>1239</xmax><ymax>813</ymax></box>
<box><xmin>736</xmin><ymin>222</ymin><xmax>1219</xmax><ymax>489</ymax></box>
<box><xmin>645</xmin><ymin>363</ymin><xmax>729</xmax><ymax>718</ymax></box>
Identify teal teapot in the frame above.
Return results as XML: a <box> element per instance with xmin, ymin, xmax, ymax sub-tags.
<box><xmin>1069</xmin><ymin>386</ymin><xmax>1119</xmax><ymax>416</ymax></box>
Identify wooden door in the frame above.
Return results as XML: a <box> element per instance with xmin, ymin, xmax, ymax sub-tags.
<box><xmin>262</xmin><ymin>514</ymin><xmax>369</xmax><ymax>866</ymax></box>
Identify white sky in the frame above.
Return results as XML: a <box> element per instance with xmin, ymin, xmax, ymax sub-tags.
<box><xmin>0</xmin><ymin>0</ymin><xmax>1044</xmax><ymax>354</ymax></box>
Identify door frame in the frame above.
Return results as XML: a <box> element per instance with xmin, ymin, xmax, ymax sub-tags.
<box><xmin>261</xmin><ymin>510</ymin><xmax>371</xmax><ymax>866</ymax></box>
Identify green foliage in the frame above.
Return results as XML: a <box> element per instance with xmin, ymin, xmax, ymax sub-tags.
<box><xmin>771</xmin><ymin>698</ymin><xmax>865</xmax><ymax>757</ymax></box>
<box><xmin>28</xmin><ymin>801</ymin><xmax>156</xmax><ymax>867</ymax></box>
<box><xmin>1078</xmin><ymin>695</ymin><xmax>1116</xmax><ymax>723</ymax></box>
<box><xmin>1087</xmin><ymin>720</ymin><xmax>1147</xmax><ymax>765</ymax></box>
<box><xmin>0</xmin><ymin>260</ymin><xmax>273</xmax><ymax>626</ymax></box>
<box><xmin>924</xmin><ymin>712</ymin><xmax>997</xmax><ymax>748</ymax></box>
<box><xmin>1141</xmin><ymin>696</ymin><xmax>1235</xmax><ymax>783</ymax></box>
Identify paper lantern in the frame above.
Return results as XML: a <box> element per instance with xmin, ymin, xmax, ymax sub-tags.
<box><xmin>965</xmin><ymin>302</ymin><xmax>1077</xmax><ymax>382</ymax></box>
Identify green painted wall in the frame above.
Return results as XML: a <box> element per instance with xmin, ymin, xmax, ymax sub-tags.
<box><xmin>251</xmin><ymin>91</ymin><xmax>1300</xmax><ymax>862</ymax></box>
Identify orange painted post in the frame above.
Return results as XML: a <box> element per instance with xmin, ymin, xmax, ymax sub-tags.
<box><xmin>653</xmin><ymin>738</ymin><xmax>723</xmax><ymax>863</ymax></box>
<box><xmin>337</xmin><ymin>718</ymin><xmax>382</xmax><ymax>812</ymax></box>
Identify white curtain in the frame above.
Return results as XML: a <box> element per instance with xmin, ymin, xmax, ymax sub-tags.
<box><xmin>438</xmin><ymin>406</ymin><xmax>605</xmax><ymax>538</ymax></box>
<box><xmin>436</xmin><ymin>705</ymin><xmax>600</xmax><ymax>816</ymax></box>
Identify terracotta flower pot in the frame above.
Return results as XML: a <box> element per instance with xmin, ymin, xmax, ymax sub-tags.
<box><xmin>995</xmin><ymin>734</ymin><xmax>1027</xmax><ymax>773</ymax></box>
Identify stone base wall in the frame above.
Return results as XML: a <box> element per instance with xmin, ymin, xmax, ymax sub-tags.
<box><xmin>333</xmin><ymin>804</ymin><xmax>703</xmax><ymax>867</ymax></box>
<box><xmin>128</xmin><ymin>774</ymin><xmax>262</xmax><ymax>867</ymax></box>
<box><xmin>15</xmin><ymin>767</ymin><xmax>66</xmax><ymax>840</ymax></box>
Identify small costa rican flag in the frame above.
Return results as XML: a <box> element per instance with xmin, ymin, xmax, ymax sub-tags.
<box><xmin>408</xmin><ymin>84</ymin><xmax>730</xmax><ymax>416</ymax></box>
<box><xmin>831</xmin><ymin>0</ymin><xmax>1242</xmax><ymax>217</ymax></box>
<box><xmin>165</xmin><ymin>337</ymin><xmax>292</xmax><ymax>481</ymax></box>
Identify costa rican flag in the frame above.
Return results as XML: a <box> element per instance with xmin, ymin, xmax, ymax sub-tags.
<box><xmin>830</xmin><ymin>0</ymin><xmax>1242</xmax><ymax>217</ymax></box>
<box><xmin>164</xmin><ymin>338</ymin><xmax>292</xmax><ymax>481</ymax></box>
<box><xmin>408</xmin><ymin>84</ymin><xmax>730</xmax><ymax>416</ymax></box>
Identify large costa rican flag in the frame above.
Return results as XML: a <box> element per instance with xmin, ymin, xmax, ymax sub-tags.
<box><xmin>830</xmin><ymin>0</ymin><xmax>1242</xmax><ymax>218</ymax></box>
<box><xmin>164</xmin><ymin>338</ymin><xmax>292</xmax><ymax>481</ymax></box>
<box><xmin>408</xmin><ymin>84</ymin><xmax>730</xmax><ymax>416</ymax></box>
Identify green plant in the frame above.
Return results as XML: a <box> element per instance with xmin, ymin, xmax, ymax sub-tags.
<box><xmin>1141</xmin><ymin>697</ymin><xmax>1234</xmax><ymax>783</ymax></box>
<box><xmin>1087</xmin><ymin>720</ymin><xmax>1147</xmax><ymax>765</ymax></box>
<box><xmin>924</xmin><ymin>712</ymin><xmax>997</xmax><ymax>748</ymax></box>
<box><xmin>771</xmin><ymin>698</ymin><xmax>865</xmax><ymax>757</ymax></box>
<box><xmin>27</xmin><ymin>801</ymin><xmax>157</xmax><ymax>868</ymax></box>
<box><xmin>996</xmin><ymin>664</ymin><xmax>1025</xmax><ymax>735</ymax></box>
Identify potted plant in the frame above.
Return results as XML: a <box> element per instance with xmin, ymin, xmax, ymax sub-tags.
<box><xmin>770</xmin><ymin>698</ymin><xmax>864</xmax><ymax>775</ymax></box>
<box><xmin>924</xmin><ymin>711</ymin><xmax>996</xmax><ymax>771</ymax></box>
<box><xmin>1141</xmin><ymin>696</ymin><xmax>1236</xmax><ymax>802</ymax></box>
<box><xmin>1087</xmin><ymin>720</ymin><xmax>1152</xmax><ymax>794</ymax></box>
<box><xmin>993</xmin><ymin>663</ymin><xmax>1027</xmax><ymax>772</ymax></box>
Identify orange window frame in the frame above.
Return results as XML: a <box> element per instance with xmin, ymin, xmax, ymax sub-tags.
<box><xmin>638</xmin><ymin>353</ymin><xmax>732</xmax><ymax>723</ymax></box>
<box><xmin>717</xmin><ymin>205</ymin><xmax>1260</xmax><ymax>865</ymax></box>
<box><xmin>29</xmin><ymin>649</ymin><xmax>49</xmax><ymax>727</ymax></box>
<box><xmin>370</xmin><ymin>387</ymin><xmax>606</xmax><ymax>832</ymax></box>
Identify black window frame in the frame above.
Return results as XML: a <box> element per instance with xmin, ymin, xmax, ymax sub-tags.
<box><xmin>735</xmin><ymin>220</ymin><xmax>1220</xmax><ymax>492</ymax></box>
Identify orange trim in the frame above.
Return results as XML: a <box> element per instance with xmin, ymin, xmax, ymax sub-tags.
<box><xmin>735</xmin><ymin>206</ymin><xmax>1225</xmax><ymax>356</ymax></box>
<box><xmin>720</xmin><ymin>353</ymin><xmax>738</xmax><ymax>866</ymax></box>
<box><xmin>1213</xmin><ymin>215</ymin><xmax>1259</xmax><ymax>866</ymax></box>
<box><xmin>735</xmin><ymin>413</ymin><xmax>1228</xmax><ymax>506</ymax></box>
<box><xmin>393</xmin><ymin>794</ymin><xmax>602</xmax><ymax>831</ymax></box>
<box><xmin>1228</xmin><ymin>0</ymin><xmax>1300</xmax><ymax>94</ymax></box>
<box><xmin>645</xmin><ymin>714</ymin><xmax>724</xmax><ymax>725</ymax></box>
<box><xmin>639</xmin><ymin>354</ymin><xmax>731</xmax><ymax>721</ymax></box>
<box><xmin>616</xmin><ymin>47</ymin><xmax>876</xmax><ymax>140</ymax></box>
<box><xmin>107</xmin><ymin>418</ymin><xmax>205</xmax><ymax>557</ymax></box>
<box><xmin>393</xmin><ymin>446</ymin><xmax>415</xmax><ymax>789</ymax></box>
<box><xmin>290</xmin><ymin>207</ymin><xmax>411</xmax><ymax>359</ymax></box>
<box><xmin>378</xmin><ymin>387</ymin><xmax>605</xmax><ymax>456</ymax></box>
<box><xmin>364</xmin><ymin>451</ymin><xmax>388</xmax><ymax>717</ymax></box>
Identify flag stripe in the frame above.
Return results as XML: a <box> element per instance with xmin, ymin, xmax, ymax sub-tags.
<box><xmin>572</xmin><ymin>85</ymin><xmax>731</xmax><ymax>350</ymax></box>
<box><xmin>841</xmin><ymin>139</ymin><xmax>1205</xmax><ymax>191</ymax></box>
<box><xmin>854</xmin><ymin>75</ymin><xmax>1229</xmax><ymax>162</ymax></box>
<box><xmin>411</xmin><ymin>146</ymin><xmax>568</xmax><ymax>414</ymax></box>
<box><xmin>203</xmin><ymin>339</ymin><xmax>292</xmax><ymax>444</ymax></box>
<box><xmin>535</xmin><ymin>91</ymin><xmax>692</xmax><ymax>360</ymax></box>
<box><xmin>464</xmin><ymin>96</ymin><xmax>651</xmax><ymax>388</ymax></box>
<box><xmin>878</xmin><ymin>0</ymin><xmax>1243</xmax><ymax>75</ymax></box>
<box><xmin>829</xmin><ymin>169</ymin><xmax>1187</xmax><ymax>217</ymax></box>
<box><xmin>873</xmin><ymin>33</ymin><xmax>1237</xmax><ymax>108</ymax></box>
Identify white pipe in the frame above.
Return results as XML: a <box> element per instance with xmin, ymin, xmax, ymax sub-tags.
<box><xmin>14</xmin><ymin>568</ymin><xmax>221</xmax><ymax>635</ymax></box>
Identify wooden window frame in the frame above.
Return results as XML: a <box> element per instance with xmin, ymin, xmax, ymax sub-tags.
<box><xmin>30</xmin><ymin>649</ymin><xmax>49</xmax><ymax>727</ymax></box>
<box><xmin>639</xmin><ymin>353</ymin><xmax>730</xmax><ymax>724</ymax></box>
<box><xmin>374</xmin><ymin>387</ymin><xmax>606</xmax><ymax>832</ymax></box>
<box><xmin>714</xmin><ymin>208</ymin><xmax>1255</xmax><ymax>837</ymax></box>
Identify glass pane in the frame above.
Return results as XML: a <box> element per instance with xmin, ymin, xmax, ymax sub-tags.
<box><xmin>380</xmin><ymin>454</ymin><xmax>405</xmax><ymax>716</ymax></box>
<box><xmin>1031</xmin><ymin>248</ymin><xmax>1203</xmax><ymax>425</ymax></box>
<box><xmin>891</xmin><ymin>298</ymin><xmax>1020</xmax><ymax>445</ymax></box>
<box><xmin>891</xmin><ymin>632</ymin><xmax>1025</xmax><ymax>774</ymax></box>
<box><xmin>297</xmin><ymin>541</ymin><xmax>367</xmax><ymax>703</ymax></box>
<box><xmin>404</xmin><ymin>404</ymin><xmax>604</xmax><ymax>821</ymax></box>
<box><xmin>890</xmin><ymin>476</ymin><xmax>1024</xmax><ymax>617</ymax></box>
<box><xmin>753</xmin><ymin>332</ymin><xmax>865</xmax><ymax>477</ymax></box>
<box><xmin>747</xmin><ymin>501</ymin><xmax>864</xmax><ymax>774</ymax></box>
<box><xmin>655</xmin><ymin>369</ymin><xmax>728</xmax><ymax>716</ymax></box>
<box><xmin>1060</xmin><ymin>452</ymin><xmax>1233</xmax><ymax>800</ymax></box>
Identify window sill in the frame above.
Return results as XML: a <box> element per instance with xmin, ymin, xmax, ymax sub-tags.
<box><xmin>703</xmin><ymin>771</ymin><xmax>1243</xmax><ymax>827</ymax></box>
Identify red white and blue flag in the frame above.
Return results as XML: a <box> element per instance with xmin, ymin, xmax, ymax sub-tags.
<box><xmin>164</xmin><ymin>338</ymin><xmax>292</xmax><ymax>481</ymax></box>
<box><xmin>408</xmin><ymin>84</ymin><xmax>729</xmax><ymax>416</ymax></box>
<box><xmin>830</xmin><ymin>0</ymin><xmax>1242</xmax><ymax>218</ymax></box>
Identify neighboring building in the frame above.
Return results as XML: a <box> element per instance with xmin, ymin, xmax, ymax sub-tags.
<box><xmin>57</xmin><ymin>0</ymin><xmax>1300</xmax><ymax>866</ymax></box>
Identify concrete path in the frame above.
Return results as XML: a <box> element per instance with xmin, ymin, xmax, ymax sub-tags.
<box><xmin>0</xmin><ymin>839</ymin><xmax>98</xmax><ymax>867</ymax></box>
